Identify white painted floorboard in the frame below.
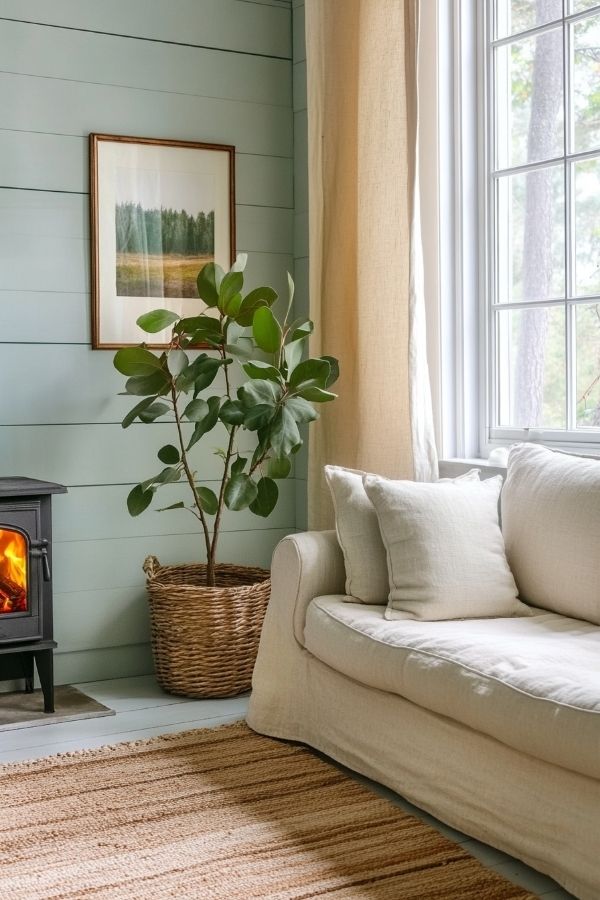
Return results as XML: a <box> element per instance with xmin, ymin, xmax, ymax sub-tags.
<box><xmin>0</xmin><ymin>675</ymin><xmax>574</xmax><ymax>898</ymax></box>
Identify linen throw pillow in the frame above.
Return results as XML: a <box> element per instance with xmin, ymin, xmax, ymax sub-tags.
<box><xmin>324</xmin><ymin>466</ymin><xmax>389</xmax><ymax>604</ymax></box>
<box><xmin>363</xmin><ymin>473</ymin><xmax>529</xmax><ymax>621</ymax></box>
<box><xmin>324</xmin><ymin>465</ymin><xmax>482</xmax><ymax>605</ymax></box>
<box><xmin>502</xmin><ymin>444</ymin><xmax>600</xmax><ymax>625</ymax></box>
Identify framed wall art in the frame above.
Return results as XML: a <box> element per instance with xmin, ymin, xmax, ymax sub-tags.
<box><xmin>90</xmin><ymin>133</ymin><xmax>235</xmax><ymax>348</ymax></box>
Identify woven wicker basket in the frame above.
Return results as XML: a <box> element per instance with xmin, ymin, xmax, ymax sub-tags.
<box><xmin>143</xmin><ymin>556</ymin><xmax>271</xmax><ymax>699</ymax></box>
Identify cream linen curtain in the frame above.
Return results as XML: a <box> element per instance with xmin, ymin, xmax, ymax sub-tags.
<box><xmin>306</xmin><ymin>0</ymin><xmax>438</xmax><ymax>529</ymax></box>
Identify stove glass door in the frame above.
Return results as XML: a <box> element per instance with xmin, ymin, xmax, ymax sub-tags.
<box><xmin>0</xmin><ymin>528</ymin><xmax>28</xmax><ymax>615</ymax></box>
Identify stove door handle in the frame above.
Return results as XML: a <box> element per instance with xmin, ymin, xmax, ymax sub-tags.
<box><xmin>30</xmin><ymin>540</ymin><xmax>51</xmax><ymax>582</ymax></box>
<box><xmin>41</xmin><ymin>551</ymin><xmax>51</xmax><ymax>582</ymax></box>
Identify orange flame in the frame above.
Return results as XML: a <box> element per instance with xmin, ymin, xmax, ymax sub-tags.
<box><xmin>0</xmin><ymin>529</ymin><xmax>27</xmax><ymax>614</ymax></box>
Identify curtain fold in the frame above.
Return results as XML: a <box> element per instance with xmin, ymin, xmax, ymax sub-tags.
<box><xmin>306</xmin><ymin>0</ymin><xmax>438</xmax><ymax>530</ymax></box>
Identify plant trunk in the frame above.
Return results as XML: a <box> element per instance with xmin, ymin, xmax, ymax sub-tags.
<box><xmin>206</xmin><ymin>554</ymin><xmax>216</xmax><ymax>587</ymax></box>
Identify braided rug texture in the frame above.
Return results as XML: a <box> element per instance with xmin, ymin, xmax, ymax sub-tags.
<box><xmin>1</xmin><ymin>722</ymin><xmax>534</xmax><ymax>899</ymax></box>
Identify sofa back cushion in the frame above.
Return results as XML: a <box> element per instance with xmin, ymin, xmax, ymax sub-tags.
<box><xmin>363</xmin><ymin>473</ymin><xmax>529</xmax><ymax>621</ymax></box>
<box><xmin>502</xmin><ymin>444</ymin><xmax>600</xmax><ymax>624</ymax></box>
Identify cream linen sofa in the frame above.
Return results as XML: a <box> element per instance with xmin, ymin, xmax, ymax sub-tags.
<box><xmin>247</xmin><ymin>461</ymin><xmax>600</xmax><ymax>900</ymax></box>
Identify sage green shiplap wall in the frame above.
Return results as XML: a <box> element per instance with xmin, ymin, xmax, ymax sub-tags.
<box><xmin>0</xmin><ymin>0</ymin><xmax>296</xmax><ymax>685</ymax></box>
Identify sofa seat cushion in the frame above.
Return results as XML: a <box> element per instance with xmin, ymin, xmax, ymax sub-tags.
<box><xmin>304</xmin><ymin>595</ymin><xmax>600</xmax><ymax>779</ymax></box>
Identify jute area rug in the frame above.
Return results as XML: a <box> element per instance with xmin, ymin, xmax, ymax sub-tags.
<box><xmin>1</xmin><ymin>722</ymin><xmax>534</xmax><ymax>900</ymax></box>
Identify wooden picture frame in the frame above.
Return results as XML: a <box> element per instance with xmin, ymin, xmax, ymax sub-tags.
<box><xmin>90</xmin><ymin>133</ymin><xmax>235</xmax><ymax>349</ymax></box>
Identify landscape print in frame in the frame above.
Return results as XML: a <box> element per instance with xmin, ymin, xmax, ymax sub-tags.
<box><xmin>90</xmin><ymin>134</ymin><xmax>235</xmax><ymax>348</ymax></box>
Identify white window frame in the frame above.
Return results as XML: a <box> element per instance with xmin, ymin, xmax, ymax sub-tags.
<box><xmin>432</xmin><ymin>0</ymin><xmax>600</xmax><ymax>460</ymax></box>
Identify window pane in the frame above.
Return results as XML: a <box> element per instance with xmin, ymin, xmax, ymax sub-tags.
<box><xmin>495</xmin><ymin>28</ymin><xmax>564</xmax><ymax>169</ymax></box>
<box><xmin>497</xmin><ymin>306</ymin><xmax>566</xmax><ymax>428</ymax></box>
<box><xmin>496</xmin><ymin>166</ymin><xmax>565</xmax><ymax>302</ymax></box>
<box><xmin>570</xmin><ymin>1</ymin><xmax>600</xmax><ymax>13</ymax></box>
<box><xmin>574</xmin><ymin>157</ymin><xmax>600</xmax><ymax>296</ymax></box>
<box><xmin>572</xmin><ymin>13</ymin><xmax>600</xmax><ymax>153</ymax></box>
<box><xmin>495</xmin><ymin>0</ymin><xmax>563</xmax><ymax>39</ymax></box>
<box><xmin>576</xmin><ymin>302</ymin><xmax>600</xmax><ymax>426</ymax></box>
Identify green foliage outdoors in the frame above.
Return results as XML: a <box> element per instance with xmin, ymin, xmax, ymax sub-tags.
<box><xmin>114</xmin><ymin>254</ymin><xmax>338</xmax><ymax>586</ymax></box>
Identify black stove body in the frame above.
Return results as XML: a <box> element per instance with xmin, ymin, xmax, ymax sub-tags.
<box><xmin>0</xmin><ymin>477</ymin><xmax>67</xmax><ymax>713</ymax></box>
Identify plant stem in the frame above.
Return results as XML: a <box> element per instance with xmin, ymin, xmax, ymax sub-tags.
<box><xmin>209</xmin><ymin>343</ymin><xmax>236</xmax><ymax>575</ymax></box>
<box><xmin>170</xmin><ymin>381</ymin><xmax>214</xmax><ymax>584</ymax></box>
<box><xmin>211</xmin><ymin>424</ymin><xmax>236</xmax><ymax>571</ymax></box>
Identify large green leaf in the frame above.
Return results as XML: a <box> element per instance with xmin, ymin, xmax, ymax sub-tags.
<box><xmin>157</xmin><ymin>501</ymin><xmax>185</xmax><ymax>512</ymax></box>
<box><xmin>242</xmin><ymin>360</ymin><xmax>283</xmax><ymax>383</ymax></box>
<box><xmin>197</xmin><ymin>486</ymin><xmax>218</xmax><ymax>515</ymax></box>
<box><xmin>127</xmin><ymin>484</ymin><xmax>153</xmax><ymax>516</ymax></box>
<box><xmin>253</xmin><ymin>306</ymin><xmax>282</xmax><ymax>353</ymax></box>
<box><xmin>218</xmin><ymin>271</ymin><xmax>244</xmax><ymax>314</ymax></box>
<box><xmin>138</xmin><ymin>401</ymin><xmax>170</xmax><ymax>423</ymax></box>
<box><xmin>222</xmin><ymin>292</ymin><xmax>242</xmax><ymax>318</ymax></box>
<box><xmin>249</xmin><ymin>477</ymin><xmax>279</xmax><ymax>518</ymax></box>
<box><xmin>243</xmin><ymin>403</ymin><xmax>276</xmax><ymax>431</ymax></box>
<box><xmin>219</xmin><ymin>399</ymin><xmax>245</xmax><ymax>426</ymax></box>
<box><xmin>238</xmin><ymin>379</ymin><xmax>282</xmax><ymax>409</ymax></box>
<box><xmin>114</xmin><ymin>347</ymin><xmax>163</xmax><ymax>377</ymax></box>
<box><xmin>136</xmin><ymin>309</ymin><xmax>180</xmax><ymax>334</ymax></box>
<box><xmin>155</xmin><ymin>467</ymin><xmax>182</xmax><ymax>485</ymax></box>
<box><xmin>177</xmin><ymin>315</ymin><xmax>223</xmax><ymax>344</ymax></box>
<box><xmin>297</xmin><ymin>386</ymin><xmax>337</xmax><ymax>403</ymax></box>
<box><xmin>230</xmin><ymin>455</ymin><xmax>247</xmax><ymax>477</ymax></box>
<box><xmin>157</xmin><ymin>444</ymin><xmax>180</xmax><ymax>465</ymax></box>
<box><xmin>175</xmin><ymin>354</ymin><xmax>209</xmax><ymax>392</ymax></box>
<box><xmin>191</xmin><ymin>359</ymin><xmax>223</xmax><ymax>395</ymax></box>
<box><xmin>283</xmin><ymin>340</ymin><xmax>303</xmax><ymax>377</ymax></box>
<box><xmin>225</xmin><ymin>338</ymin><xmax>254</xmax><ymax>360</ymax></box>
<box><xmin>224</xmin><ymin>474</ymin><xmax>258</xmax><ymax>511</ymax></box>
<box><xmin>268</xmin><ymin>456</ymin><xmax>292</xmax><ymax>479</ymax></box>
<box><xmin>183</xmin><ymin>398</ymin><xmax>209</xmax><ymax>422</ymax></box>
<box><xmin>236</xmin><ymin>286</ymin><xmax>278</xmax><ymax>326</ymax></box>
<box><xmin>321</xmin><ymin>355</ymin><xmax>340</xmax><ymax>387</ymax></box>
<box><xmin>269</xmin><ymin>408</ymin><xmax>301</xmax><ymax>457</ymax></box>
<box><xmin>167</xmin><ymin>349</ymin><xmax>188</xmax><ymax>378</ymax></box>
<box><xmin>286</xmin><ymin>272</ymin><xmax>295</xmax><ymax>309</ymax></box>
<box><xmin>176</xmin><ymin>355</ymin><xmax>225</xmax><ymax>394</ymax></box>
<box><xmin>288</xmin><ymin>318</ymin><xmax>314</xmax><ymax>343</ymax></box>
<box><xmin>289</xmin><ymin>358</ymin><xmax>330</xmax><ymax>391</ymax></box>
<box><xmin>121</xmin><ymin>396</ymin><xmax>157</xmax><ymax>429</ymax></box>
<box><xmin>196</xmin><ymin>262</ymin><xmax>223</xmax><ymax>307</ymax></box>
<box><xmin>187</xmin><ymin>396</ymin><xmax>220</xmax><ymax>449</ymax></box>
<box><xmin>285</xmin><ymin>397</ymin><xmax>318</xmax><ymax>423</ymax></box>
<box><xmin>251</xmin><ymin>429</ymin><xmax>270</xmax><ymax>468</ymax></box>
<box><xmin>124</xmin><ymin>371</ymin><xmax>171</xmax><ymax>396</ymax></box>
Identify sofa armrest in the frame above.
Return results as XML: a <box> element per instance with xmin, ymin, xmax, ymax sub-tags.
<box><xmin>270</xmin><ymin>530</ymin><xmax>346</xmax><ymax>647</ymax></box>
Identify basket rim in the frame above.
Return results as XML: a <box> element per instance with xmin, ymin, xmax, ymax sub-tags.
<box><xmin>144</xmin><ymin>559</ymin><xmax>270</xmax><ymax>592</ymax></box>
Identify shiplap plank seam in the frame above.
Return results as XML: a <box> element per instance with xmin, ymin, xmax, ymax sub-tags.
<box><xmin>0</xmin><ymin>68</ymin><xmax>290</xmax><ymax>110</ymax></box>
<box><xmin>0</xmin><ymin>18</ymin><xmax>291</xmax><ymax>62</ymax></box>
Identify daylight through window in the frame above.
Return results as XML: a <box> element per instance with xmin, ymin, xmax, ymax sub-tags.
<box><xmin>487</xmin><ymin>0</ymin><xmax>600</xmax><ymax>440</ymax></box>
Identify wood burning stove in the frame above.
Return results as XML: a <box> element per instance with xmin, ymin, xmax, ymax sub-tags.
<box><xmin>0</xmin><ymin>478</ymin><xmax>67</xmax><ymax>713</ymax></box>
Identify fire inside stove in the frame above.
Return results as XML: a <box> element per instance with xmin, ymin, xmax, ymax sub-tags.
<box><xmin>0</xmin><ymin>529</ymin><xmax>27</xmax><ymax>614</ymax></box>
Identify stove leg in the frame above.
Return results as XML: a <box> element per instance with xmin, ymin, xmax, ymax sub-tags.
<box><xmin>34</xmin><ymin>649</ymin><xmax>54</xmax><ymax>714</ymax></box>
<box><xmin>23</xmin><ymin>655</ymin><xmax>34</xmax><ymax>693</ymax></box>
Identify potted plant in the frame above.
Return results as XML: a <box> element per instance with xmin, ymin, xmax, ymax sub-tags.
<box><xmin>113</xmin><ymin>254</ymin><xmax>338</xmax><ymax>698</ymax></box>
